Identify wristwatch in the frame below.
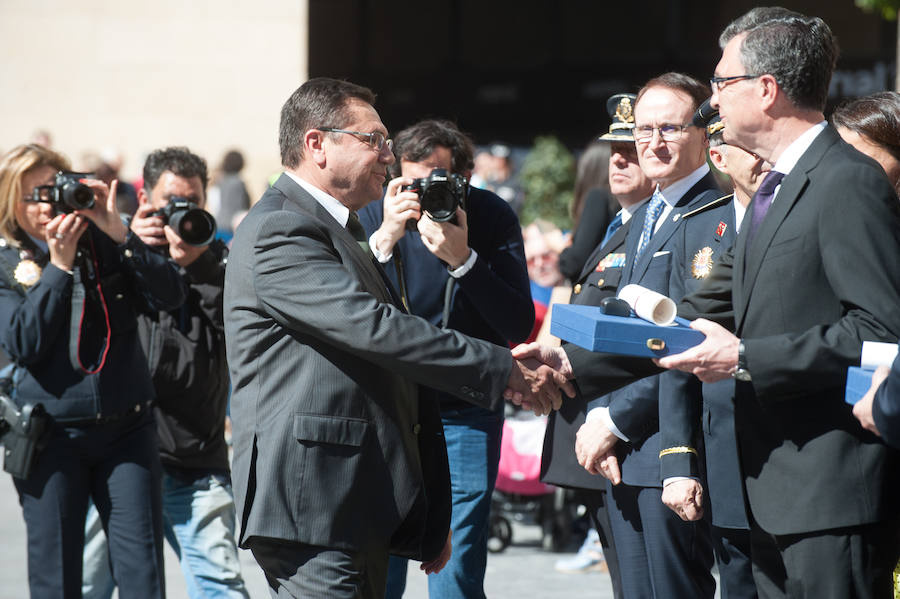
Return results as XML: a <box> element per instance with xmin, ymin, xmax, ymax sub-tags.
<box><xmin>734</xmin><ymin>340</ymin><xmax>751</xmax><ymax>382</ymax></box>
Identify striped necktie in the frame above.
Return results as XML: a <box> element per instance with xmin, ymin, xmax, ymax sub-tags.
<box><xmin>634</xmin><ymin>190</ymin><xmax>665</xmax><ymax>262</ymax></box>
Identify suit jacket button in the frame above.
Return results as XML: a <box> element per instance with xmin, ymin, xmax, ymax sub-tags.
<box><xmin>413</xmin><ymin>423</ymin><xmax>422</xmax><ymax>435</ymax></box>
<box><xmin>597</xmin><ymin>278</ymin><xmax>604</xmax><ymax>286</ymax></box>
<box><xmin>573</xmin><ymin>284</ymin><xmax>582</xmax><ymax>294</ymax></box>
<box><xmin>124</xmin><ymin>249</ymin><xmax>133</xmax><ymax>258</ymax></box>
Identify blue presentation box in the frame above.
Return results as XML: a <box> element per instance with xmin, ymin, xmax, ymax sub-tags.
<box><xmin>845</xmin><ymin>367</ymin><xmax>874</xmax><ymax>405</ymax></box>
<box><xmin>550</xmin><ymin>304</ymin><xmax>705</xmax><ymax>358</ymax></box>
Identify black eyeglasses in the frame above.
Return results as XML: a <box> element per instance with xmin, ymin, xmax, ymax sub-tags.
<box><xmin>632</xmin><ymin>123</ymin><xmax>696</xmax><ymax>143</ymax></box>
<box><xmin>709</xmin><ymin>74</ymin><xmax>762</xmax><ymax>92</ymax></box>
<box><xmin>317</xmin><ymin>127</ymin><xmax>393</xmax><ymax>152</ymax></box>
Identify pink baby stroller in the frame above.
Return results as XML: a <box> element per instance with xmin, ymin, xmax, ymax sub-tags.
<box><xmin>489</xmin><ymin>412</ymin><xmax>573</xmax><ymax>553</ymax></box>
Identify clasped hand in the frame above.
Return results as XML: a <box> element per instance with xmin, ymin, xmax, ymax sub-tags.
<box><xmin>505</xmin><ymin>343</ymin><xmax>575</xmax><ymax>416</ymax></box>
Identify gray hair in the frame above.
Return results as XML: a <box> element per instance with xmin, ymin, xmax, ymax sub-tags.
<box><xmin>720</xmin><ymin>7</ymin><xmax>838</xmax><ymax>112</ymax></box>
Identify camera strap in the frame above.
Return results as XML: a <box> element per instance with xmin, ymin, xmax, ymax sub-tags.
<box><xmin>68</xmin><ymin>236</ymin><xmax>112</xmax><ymax>375</ymax></box>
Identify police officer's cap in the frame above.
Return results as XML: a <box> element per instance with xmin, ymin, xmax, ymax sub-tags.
<box><xmin>598</xmin><ymin>93</ymin><xmax>637</xmax><ymax>142</ymax></box>
<box><xmin>692</xmin><ymin>97</ymin><xmax>724</xmax><ymax>140</ymax></box>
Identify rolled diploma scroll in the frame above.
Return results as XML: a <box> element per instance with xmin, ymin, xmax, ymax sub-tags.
<box><xmin>860</xmin><ymin>341</ymin><xmax>899</xmax><ymax>370</ymax></box>
<box><xmin>617</xmin><ymin>284</ymin><xmax>677</xmax><ymax>326</ymax></box>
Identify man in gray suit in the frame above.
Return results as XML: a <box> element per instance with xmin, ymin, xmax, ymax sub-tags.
<box><xmin>224</xmin><ymin>77</ymin><xmax>573</xmax><ymax>599</ymax></box>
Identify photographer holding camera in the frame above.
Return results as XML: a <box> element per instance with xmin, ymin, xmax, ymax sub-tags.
<box><xmin>359</xmin><ymin>120</ymin><xmax>534</xmax><ymax>599</ymax></box>
<box><xmin>0</xmin><ymin>143</ymin><xmax>186</xmax><ymax>598</ymax></box>
<box><xmin>81</xmin><ymin>147</ymin><xmax>249</xmax><ymax>598</ymax></box>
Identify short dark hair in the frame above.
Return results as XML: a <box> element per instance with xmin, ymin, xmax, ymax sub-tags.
<box><xmin>279</xmin><ymin>77</ymin><xmax>377</xmax><ymax>168</ymax></box>
<box><xmin>720</xmin><ymin>7</ymin><xmax>838</xmax><ymax>112</ymax></box>
<box><xmin>635</xmin><ymin>72</ymin><xmax>709</xmax><ymax>115</ymax></box>
<box><xmin>832</xmin><ymin>92</ymin><xmax>900</xmax><ymax>163</ymax></box>
<box><xmin>388</xmin><ymin>119</ymin><xmax>475</xmax><ymax>179</ymax></box>
<box><xmin>143</xmin><ymin>147</ymin><xmax>208</xmax><ymax>192</ymax></box>
<box><xmin>222</xmin><ymin>150</ymin><xmax>245</xmax><ymax>174</ymax></box>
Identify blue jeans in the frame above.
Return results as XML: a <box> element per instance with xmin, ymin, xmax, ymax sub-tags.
<box><xmin>83</xmin><ymin>469</ymin><xmax>249</xmax><ymax>599</ymax></box>
<box><xmin>385</xmin><ymin>406</ymin><xmax>503</xmax><ymax>599</ymax></box>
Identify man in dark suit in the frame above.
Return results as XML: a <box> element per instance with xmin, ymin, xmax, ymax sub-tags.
<box><xmin>659</xmin><ymin>101</ymin><xmax>765</xmax><ymax>599</ymax></box>
<box><xmin>540</xmin><ymin>93</ymin><xmax>653</xmax><ymax>596</ymax></box>
<box><xmin>358</xmin><ymin>119</ymin><xmax>534</xmax><ymax>598</ymax></box>
<box><xmin>568</xmin><ymin>73</ymin><xmax>722</xmax><ymax>598</ymax></box>
<box><xmin>224</xmin><ymin>78</ymin><xmax>572</xmax><ymax>599</ymax></box>
<box><xmin>517</xmin><ymin>8</ymin><xmax>900</xmax><ymax>597</ymax></box>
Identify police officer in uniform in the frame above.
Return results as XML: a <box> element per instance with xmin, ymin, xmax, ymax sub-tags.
<box><xmin>540</xmin><ymin>93</ymin><xmax>655</xmax><ymax>598</ymax></box>
<box><xmin>0</xmin><ymin>143</ymin><xmax>185</xmax><ymax>598</ymax></box>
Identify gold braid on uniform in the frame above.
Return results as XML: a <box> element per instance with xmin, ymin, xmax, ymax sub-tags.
<box><xmin>659</xmin><ymin>446</ymin><xmax>699</xmax><ymax>458</ymax></box>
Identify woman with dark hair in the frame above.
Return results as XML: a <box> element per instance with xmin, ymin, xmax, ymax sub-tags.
<box><xmin>558</xmin><ymin>140</ymin><xmax>616</xmax><ymax>282</ymax></box>
<box><xmin>0</xmin><ymin>143</ymin><xmax>185</xmax><ymax>598</ymax></box>
<box><xmin>833</xmin><ymin>91</ymin><xmax>900</xmax><ymax>195</ymax></box>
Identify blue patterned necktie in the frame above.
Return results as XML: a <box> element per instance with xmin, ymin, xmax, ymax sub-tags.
<box><xmin>634</xmin><ymin>189</ymin><xmax>665</xmax><ymax>264</ymax></box>
<box><xmin>746</xmin><ymin>170</ymin><xmax>785</xmax><ymax>246</ymax></box>
<box><xmin>600</xmin><ymin>212</ymin><xmax>623</xmax><ymax>247</ymax></box>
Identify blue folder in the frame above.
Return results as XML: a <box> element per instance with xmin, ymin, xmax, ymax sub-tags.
<box><xmin>845</xmin><ymin>367</ymin><xmax>874</xmax><ymax>405</ymax></box>
<box><xmin>550</xmin><ymin>304</ymin><xmax>705</xmax><ymax>358</ymax></box>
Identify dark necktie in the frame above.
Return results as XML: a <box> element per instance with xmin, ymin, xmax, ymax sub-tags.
<box><xmin>600</xmin><ymin>212</ymin><xmax>623</xmax><ymax>247</ymax></box>
<box><xmin>347</xmin><ymin>212</ymin><xmax>407</xmax><ymax>310</ymax></box>
<box><xmin>346</xmin><ymin>212</ymin><xmax>370</xmax><ymax>254</ymax></box>
<box><xmin>746</xmin><ymin>170</ymin><xmax>785</xmax><ymax>245</ymax></box>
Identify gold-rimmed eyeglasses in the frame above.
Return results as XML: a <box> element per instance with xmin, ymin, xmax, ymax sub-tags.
<box><xmin>317</xmin><ymin>127</ymin><xmax>393</xmax><ymax>152</ymax></box>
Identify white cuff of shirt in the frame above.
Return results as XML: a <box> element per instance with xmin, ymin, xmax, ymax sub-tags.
<box><xmin>663</xmin><ymin>476</ymin><xmax>698</xmax><ymax>487</ymax></box>
<box><xmin>585</xmin><ymin>406</ymin><xmax>629</xmax><ymax>442</ymax></box>
<box><xmin>448</xmin><ymin>249</ymin><xmax>477</xmax><ymax>278</ymax></box>
<box><xmin>369</xmin><ymin>231</ymin><xmax>392</xmax><ymax>264</ymax></box>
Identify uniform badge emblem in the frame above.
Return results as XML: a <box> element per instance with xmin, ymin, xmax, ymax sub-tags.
<box><xmin>716</xmin><ymin>221</ymin><xmax>727</xmax><ymax>237</ymax></box>
<box><xmin>614</xmin><ymin>97</ymin><xmax>634</xmax><ymax>124</ymax></box>
<box><xmin>14</xmin><ymin>259</ymin><xmax>41</xmax><ymax>287</ymax></box>
<box><xmin>691</xmin><ymin>247</ymin><xmax>715</xmax><ymax>279</ymax></box>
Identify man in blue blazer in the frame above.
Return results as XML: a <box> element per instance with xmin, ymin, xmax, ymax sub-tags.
<box><xmin>359</xmin><ymin>119</ymin><xmax>533</xmax><ymax>599</ymax></box>
<box><xmin>571</xmin><ymin>73</ymin><xmax>722</xmax><ymax>598</ymax></box>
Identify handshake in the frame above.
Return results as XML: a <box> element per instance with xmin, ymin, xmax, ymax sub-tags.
<box><xmin>503</xmin><ymin>343</ymin><xmax>575</xmax><ymax>416</ymax></box>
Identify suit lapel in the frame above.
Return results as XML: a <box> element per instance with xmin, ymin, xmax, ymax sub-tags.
<box><xmin>576</xmin><ymin>220</ymin><xmax>630</xmax><ymax>283</ymax></box>
<box><xmin>734</xmin><ymin>127</ymin><xmax>838</xmax><ymax>330</ymax></box>
<box><xmin>272</xmin><ymin>175</ymin><xmax>395</xmax><ymax>306</ymax></box>
<box><xmin>628</xmin><ymin>174</ymin><xmax>719</xmax><ymax>283</ymax></box>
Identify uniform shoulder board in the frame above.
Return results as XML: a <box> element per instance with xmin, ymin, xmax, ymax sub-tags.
<box><xmin>682</xmin><ymin>193</ymin><xmax>734</xmax><ymax>220</ymax></box>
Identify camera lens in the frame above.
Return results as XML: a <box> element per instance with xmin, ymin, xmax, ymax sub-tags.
<box><xmin>62</xmin><ymin>182</ymin><xmax>95</xmax><ymax>211</ymax></box>
<box><xmin>169</xmin><ymin>207</ymin><xmax>217</xmax><ymax>246</ymax></box>
<box><xmin>420</xmin><ymin>185</ymin><xmax>457</xmax><ymax>222</ymax></box>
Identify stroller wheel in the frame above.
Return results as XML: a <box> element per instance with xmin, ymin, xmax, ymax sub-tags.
<box><xmin>488</xmin><ymin>515</ymin><xmax>512</xmax><ymax>553</ymax></box>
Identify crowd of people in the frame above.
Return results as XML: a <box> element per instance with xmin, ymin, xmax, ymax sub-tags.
<box><xmin>2</xmin><ymin>5</ymin><xmax>900</xmax><ymax>599</ymax></box>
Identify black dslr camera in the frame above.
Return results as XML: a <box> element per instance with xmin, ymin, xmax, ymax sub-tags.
<box><xmin>31</xmin><ymin>171</ymin><xmax>95</xmax><ymax>213</ymax></box>
<box><xmin>0</xmin><ymin>384</ymin><xmax>48</xmax><ymax>480</ymax></box>
<box><xmin>401</xmin><ymin>168</ymin><xmax>468</xmax><ymax>224</ymax></box>
<box><xmin>152</xmin><ymin>196</ymin><xmax>217</xmax><ymax>246</ymax></box>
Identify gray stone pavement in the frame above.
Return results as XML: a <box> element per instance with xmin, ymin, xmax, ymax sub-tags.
<box><xmin>0</xmin><ymin>471</ymin><xmax>619</xmax><ymax>598</ymax></box>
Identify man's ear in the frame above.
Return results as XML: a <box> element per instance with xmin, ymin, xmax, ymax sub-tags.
<box><xmin>304</xmin><ymin>129</ymin><xmax>328</xmax><ymax>167</ymax></box>
<box><xmin>709</xmin><ymin>146</ymin><xmax>728</xmax><ymax>175</ymax></box>
<box><xmin>137</xmin><ymin>186</ymin><xmax>150</xmax><ymax>206</ymax></box>
<box><xmin>758</xmin><ymin>74</ymin><xmax>780</xmax><ymax>112</ymax></box>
